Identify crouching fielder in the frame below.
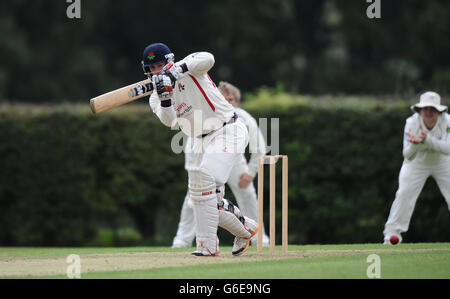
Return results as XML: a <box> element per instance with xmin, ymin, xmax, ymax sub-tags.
<box><xmin>383</xmin><ymin>91</ymin><xmax>450</xmax><ymax>244</ymax></box>
<box><xmin>142</xmin><ymin>43</ymin><xmax>258</xmax><ymax>256</ymax></box>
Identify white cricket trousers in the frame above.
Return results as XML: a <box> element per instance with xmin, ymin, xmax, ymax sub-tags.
<box><xmin>383</xmin><ymin>161</ymin><xmax>450</xmax><ymax>238</ymax></box>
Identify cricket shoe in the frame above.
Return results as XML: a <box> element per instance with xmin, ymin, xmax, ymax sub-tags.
<box><xmin>191</xmin><ymin>250</ymin><xmax>221</xmax><ymax>257</ymax></box>
<box><xmin>232</xmin><ymin>220</ymin><xmax>259</xmax><ymax>256</ymax></box>
<box><xmin>191</xmin><ymin>239</ymin><xmax>221</xmax><ymax>257</ymax></box>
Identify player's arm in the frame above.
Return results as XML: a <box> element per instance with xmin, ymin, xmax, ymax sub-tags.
<box><xmin>425</xmin><ymin>135</ymin><xmax>450</xmax><ymax>155</ymax></box>
<box><xmin>181</xmin><ymin>52</ymin><xmax>215</xmax><ymax>76</ymax></box>
<box><xmin>423</xmin><ymin>115</ymin><xmax>450</xmax><ymax>155</ymax></box>
<box><xmin>402</xmin><ymin>118</ymin><xmax>427</xmax><ymax>161</ymax></box>
<box><xmin>160</xmin><ymin>52</ymin><xmax>214</xmax><ymax>83</ymax></box>
<box><xmin>149</xmin><ymin>78</ymin><xmax>176</xmax><ymax>128</ymax></box>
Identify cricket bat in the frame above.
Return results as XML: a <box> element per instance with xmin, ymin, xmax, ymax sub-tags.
<box><xmin>90</xmin><ymin>78</ymin><xmax>153</xmax><ymax>114</ymax></box>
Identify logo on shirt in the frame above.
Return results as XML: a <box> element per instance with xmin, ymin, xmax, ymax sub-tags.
<box><xmin>176</xmin><ymin>102</ymin><xmax>193</xmax><ymax>117</ymax></box>
<box><xmin>178</xmin><ymin>83</ymin><xmax>185</xmax><ymax>92</ymax></box>
<box><xmin>176</xmin><ymin>102</ymin><xmax>187</xmax><ymax>112</ymax></box>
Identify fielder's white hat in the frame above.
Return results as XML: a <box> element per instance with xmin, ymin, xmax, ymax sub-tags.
<box><xmin>411</xmin><ymin>91</ymin><xmax>448</xmax><ymax>113</ymax></box>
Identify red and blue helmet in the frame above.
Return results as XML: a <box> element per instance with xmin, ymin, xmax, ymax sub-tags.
<box><xmin>141</xmin><ymin>43</ymin><xmax>174</xmax><ymax>76</ymax></box>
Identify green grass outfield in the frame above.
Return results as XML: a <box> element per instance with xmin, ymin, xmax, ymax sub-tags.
<box><xmin>0</xmin><ymin>243</ymin><xmax>449</xmax><ymax>279</ymax></box>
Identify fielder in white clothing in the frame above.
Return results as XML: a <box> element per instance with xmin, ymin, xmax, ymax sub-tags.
<box><xmin>383</xmin><ymin>91</ymin><xmax>450</xmax><ymax>244</ymax></box>
<box><xmin>142</xmin><ymin>43</ymin><xmax>259</xmax><ymax>256</ymax></box>
<box><xmin>172</xmin><ymin>81</ymin><xmax>270</xmax><ymax>248</ymax></box>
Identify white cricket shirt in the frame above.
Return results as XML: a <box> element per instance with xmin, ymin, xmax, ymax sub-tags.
<box><xmin>150</xmin><ymin>52</ymin><xmax>235</xmax><ymax>137</ymax></box>
<box><xmin>402</xmin><ymin>112</ymin><xmax>450</xmax><ymax>165</ymax></box>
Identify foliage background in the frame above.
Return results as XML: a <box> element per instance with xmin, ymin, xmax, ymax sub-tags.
<box><xmin>0</xmin><ymin>96</ymin><xmax>449</xmax><ymax>246</ymax></box>
<box><xmin>1</xmin><ymin>0</ymin><xmax>450</xmax><ymax>101</ymax></box>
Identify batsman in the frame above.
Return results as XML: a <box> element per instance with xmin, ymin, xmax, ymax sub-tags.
<box><xmin>142</xmin><ymin>42</ymin><xmax>259</xmax><ymax>256</ymax></box>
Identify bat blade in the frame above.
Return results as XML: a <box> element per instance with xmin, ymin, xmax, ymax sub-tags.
<box><xmin>90</xmin><ymin>78</ymin><xmax>153</xmax><ymax>114</ymax></box>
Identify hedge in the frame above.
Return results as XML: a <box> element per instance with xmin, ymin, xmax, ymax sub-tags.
<box><xmin>0</xmin><ymin>98</ymin><xmax>448</xmax><ymax>246</ymax></box>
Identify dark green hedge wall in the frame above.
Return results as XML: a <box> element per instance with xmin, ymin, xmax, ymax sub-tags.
<box><xmin>0</xmin><ymin>103</ymin><xmax>448</xmax><ymax>246</ymax></box>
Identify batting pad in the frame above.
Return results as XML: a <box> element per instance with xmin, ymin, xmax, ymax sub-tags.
<box><xmin>192</xmin><ymin>197</ymin><xmax>220</xmax><ymax>254</ymax></box>
<box><xmin>218</xmin><ymin>199</ymin><xmax>254</xmax><ymax>238</ymax></box>
<box><xmin>188</xmin><ymin>167</ymin><xmax>217</xmax><ymax>202</ymax></box>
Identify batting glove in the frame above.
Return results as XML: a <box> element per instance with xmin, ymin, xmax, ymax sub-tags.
<box><xmin>153</xmin><ymin>74</ymin><xmax>173</xmax><ymax>101</ymax></box>
<box><xmin>162</xmin><ymin>62</ymin><xmax>186</xmax><ymax>82</ymax></box>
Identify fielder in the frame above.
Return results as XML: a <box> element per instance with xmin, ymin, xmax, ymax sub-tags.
<box><xmin>172</xmin><ymin>81</ymin><xmax>270</xmax><ymax>248</ymax></box>
<box><xmin>142</xmin><ymin>43</ymin><xmax>258</xmax><ymax>256</ymax></box>
<box><xmin>383</xmin><ymin>91</ymin><xmax>450</xmax><ymax>244</ymax></box>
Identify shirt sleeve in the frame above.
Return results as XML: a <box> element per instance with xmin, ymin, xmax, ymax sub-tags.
<box><xmin>183</xmin><ymin>52</ymin><xmax>215</xmax><ymax>76</ymax></box>
<box><xmin>423</xmin><ymin>115</ymin><xmax>450</xmax><ymax>155</ymax></box>
<box><xmin>402</xmin><ymin>118</ymin><xmax>427</xmax><ymax>161</ymax></box>
<box><xmin>149</xmin><ymin>92</ymin><xmax>177</xmax><ymax>128</ymax></box>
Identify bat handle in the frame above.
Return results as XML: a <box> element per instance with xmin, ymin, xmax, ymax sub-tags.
<box><xmin>129</xmin><ymin>82</ymin><xmax>154</xmax><ymax>98</ymax></box>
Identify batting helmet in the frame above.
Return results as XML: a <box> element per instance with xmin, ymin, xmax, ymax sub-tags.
<box><xmin>141</xmin><ymin>43</ymin><xmax>174</xmax><ymax>76</ymax></box>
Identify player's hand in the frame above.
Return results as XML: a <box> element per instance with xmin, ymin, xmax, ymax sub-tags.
<box><xmin>162</xmin><ymin>62</ymin><xmax>183</xmax><ymax>82</ymax></box>
<box><xmin>153</xmin><ymin>74</ymin><xmax>173</xmax><ymax>100</ymax></box>
<box><xmin>418</xmin><ymin>124</ymin><xmax>427</xmax><ymax>142</ymax></box>
<box><xmin>405</xmin><ymin>132</ymin><xmax>420</xmax><ymax>144</ymax></box>
<box><xmin>405</xmin><ymin>126</ymin><xmax>427</xmax><ymax>144</ymax></box>
<box><xmin>238</xmin><ymin>173</ymin><xmax>254</xmax><ymax>189</ymax></box>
